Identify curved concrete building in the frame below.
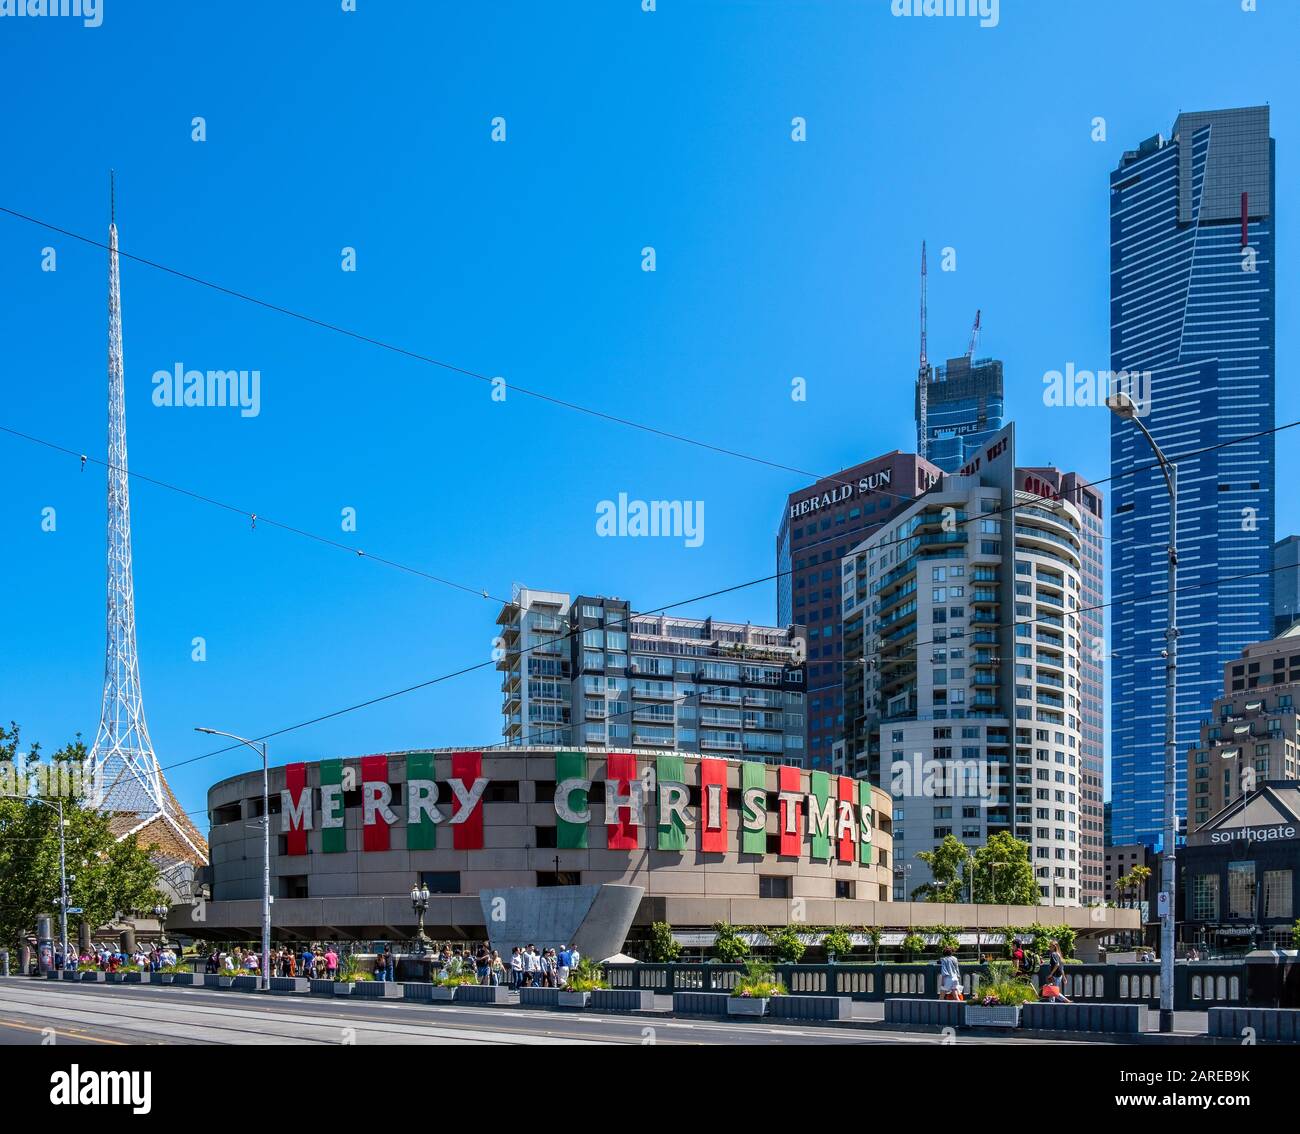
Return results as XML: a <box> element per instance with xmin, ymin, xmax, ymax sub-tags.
<box><xmin>171</xmin><ymin>748</ymin><xmax>895</xmax><ymax>952</ymax></box>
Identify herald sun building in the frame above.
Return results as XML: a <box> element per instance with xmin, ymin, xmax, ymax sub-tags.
<box><xmin>173</xmin><ymin>748</ymin><xmax>895</xmax><ymax>956</ymax></box>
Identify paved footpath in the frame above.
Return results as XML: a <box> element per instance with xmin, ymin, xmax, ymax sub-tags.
<box><xmin>0</xmin><ymin>980</ymin><xmax>1103</xmax><ymax>1046</ymax></box>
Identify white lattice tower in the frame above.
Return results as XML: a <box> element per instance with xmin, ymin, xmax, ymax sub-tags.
<box><xmin>87</xmin><ymin>184</ymin><xmax>206</xmax><ymax>866</ymax></box>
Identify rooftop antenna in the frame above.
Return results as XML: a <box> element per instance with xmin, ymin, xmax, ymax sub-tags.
<box><xmin>916</xmin><ymin>241</ymin><xmax>928</xmax><ymax>459</ymax></box>
<box><xmin>110</xmin><ymin>169</ymin><xmax>115</xmax><ymax>224</ymax></box>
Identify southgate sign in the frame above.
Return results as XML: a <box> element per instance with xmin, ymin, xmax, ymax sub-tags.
<box><xmin>276</xmin><ymin>753</ymin><xmax>876</xmax><ymax>866</ymax></box>
<box><xmin>1191</xmin><ymin>823</ymin><xmax>1299</xmax><ymax>848</ymax></box>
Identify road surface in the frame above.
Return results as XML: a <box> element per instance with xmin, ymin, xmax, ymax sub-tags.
<box><xmin>0</xmin><ymin>979</ymin><xmax>1095</xmax><ymax>1045</ymax></box>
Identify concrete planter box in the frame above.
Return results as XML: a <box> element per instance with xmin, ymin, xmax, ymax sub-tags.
<box><xmin>726</xmin><ymin>996</ymin><xmax>769</xmax><ymax>1017</ymax></box>
<box><xmin>883</xmin><ymin>998</ymin><xmax>964</xmax><ymax>1028</ymax></box>
<box><xmin>402</xmin><ymin>983</ymin><xmax>436</xmax><ymax>1002</ymax></box>
<box><xmin>590</xmin><ymin>989</ymin><xmax>655</xmax><ymax>1013</ymax></box>
<box><xmin>171</xmin><ymin>973</ymin><xmax>195</xmax><ymax>986</ymax></box>
<box><xmin>352</xmin><ymin>981</ymin><xmax>403</xmax><ymax>999</ymax></box>
<box><xmin>1021</xmin><ymin>1002</ymin><xmax>1144</xmax><ymax>1035</ymax></box>
<box><xmin>331</xmin><ymin>982</ymin><xmax>355</xmax><ymax>997</ymax></box>
<box><xmin>558</xmin><ymin>990</ymin><xmax>591</xmax><ymax>1010</ymax></box>
<box><xmin>519</xmin><ymin>987</ymin><xmax>561</xmax><ymax>1007</ymax></box>
<box><xmin>48</xmin><ymin>971</ymin><xmax>64</xmax><ymax>980</ymax></box>
<box><xmin>430</xmin><ymin>986</ymin><xmax>458</xmax><ymax>1002</ymax></box>
<box><xmin>105</xmin><ymin>973</ymin><xmax>126</xmax><ymax>984</ymax></box>
<box><xmin>455</xmin><ymin>984</ymin><xmax>512</xmax><ymax>1005</ymax></box>
<box><xmin>767</xmin><ymin>995</ymin><xmax>852</xmax><ymax>1021</ymax></box>
<box><xmin>964</xmin><ymin>1004</ymin><xmax>1021</xmax><ymax>1028</ymax></box>
<box><xmin>270</xmin><ymin>977</ymin><xmax>309</xmax><ymax>994</ymax></box>
<box><xmin>79</xmin><ymin>971</ymin><xmax>106</xmax><ymax>983</ymax></box>
<box><xmin>121</xmin><ymin>972</ymin><xmax>143</xmax><ymax>984</ymax></box>
<box><xmin>308</xmin><ymin>979</ymin><xmax>336</xmax><ymax>996</ymax></box>
<box><xmin>672</xmin><ymin>991</ymin><xmax>730</xmax><ymax>1016</ymax></box>
<box><xmin>203</xmin><ymin>974</ymin><xmax>235</xmax><ymax>988</ymax></box>
<box><xmin>231</xmin><ymin>975</ymin><xmax>259</xmax><ymax>991</ymax></box>
<box><xmin>149</xmin><ymin>973</ymin><xmax>175</xmax><ymax>985</ymax></box>
<box><xmin>1209</xmin><ymin>1007</ymin><xmax>1300</xmax><ymax>1044</ymax></box>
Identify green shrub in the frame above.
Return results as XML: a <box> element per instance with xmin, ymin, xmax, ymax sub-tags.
<box><xmin>567</xmin><ymin>958</ymin><xmax>609</xmax><ymax>992</ymax></box>
<box><xmin>731</xmin><ymin>960</ymin><xmax>785</xmax><ymax>999</ymax></box>
<box><xmin>648</xmin><ymin>921</ymin><xmax>683</xmax><ymax>963</ymax></box>
<box><xmin>821</xmin><ymin>927</ymin><xmax>853</xmax><ymax>958</ymax></box>
<box><xmin>766</xmin><ymin>925</ymin><xmax>806</xmax><ymax>963</ymax></box>
<box><xmin>711</xmin><ymin>922</ymin><xmax>750</xmax><ymax>963</ymax></box>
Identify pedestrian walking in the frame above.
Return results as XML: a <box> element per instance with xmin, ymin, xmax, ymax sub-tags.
<box><xmin>938</xmin><ymin>946</ymin><xmax>963</xmax><ymax>1001</ymax></box>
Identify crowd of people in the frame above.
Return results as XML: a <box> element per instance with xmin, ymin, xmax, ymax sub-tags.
<box><xmin>508</xmin><ymin>943</ymin><xmax>581</xmax><ymax>987</ymax></box>
<box><xmin>202</xmin><ymin>944</ymin><xmax>341</xmax><ymax>978</ymax></box>
<box><xmin>55</xmin><ymin>944</ymin><xmax>177</xmax><ymax>973</ymax></box>
<box><xmin>421</xmin><ymin>941</ymin><xmax>583</xmax><ymax>987</ymax></box>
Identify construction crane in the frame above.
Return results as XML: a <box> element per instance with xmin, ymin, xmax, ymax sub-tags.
<box><xmin>967</xmin><ymin>308</ymin><xmax>982</xmax><ymax>359</ymax></box>
<box><xmin>916</xmin><ymin>241</ymin><xmax>928</xmax><ymax>460</ymax></box>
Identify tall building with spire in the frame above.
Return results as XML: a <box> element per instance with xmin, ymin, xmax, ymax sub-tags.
<box><xmin>87</xmin><ymin>182</ymin><xmax>207</xmax><ymax>883</ymax></box>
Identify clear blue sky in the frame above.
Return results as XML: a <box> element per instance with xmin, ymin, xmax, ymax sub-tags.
<box><xmin>1</xmin><ymin>0</ymin><xmax>1296</xmax><ymax>821</ymax></box>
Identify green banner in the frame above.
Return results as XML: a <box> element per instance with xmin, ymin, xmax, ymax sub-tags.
<box><xmin>406</xmin><ymin>751</ymin><xmax>437</xmax><ymax>850</ymax></box>
<box><xmin>320</xmin><ymin>759</ymin><xmax>346</xmax><ymax>853</ymax></box>
<box><xmin>741</xmin><ymin>760</ymin><xmax>767</xmax><ymax>855</ymax></box>
<box><xmin>809</xmin><ymin>770</ymin><xmax>832</xmax><ymax>861</ymax></box>
<box><xmin>858</xmin><ymin>780</ymin><xmax>873</xmax><ymax>865</ymax></box>
<box><xmin>556</xmin><ymin>751</ymin><xmax>589</xmax><ymax>849</ymax></box>
<box><xmin>656</xmin><ymin>755</ymin><xmax>687</xmax><ymax>851</ymax></box>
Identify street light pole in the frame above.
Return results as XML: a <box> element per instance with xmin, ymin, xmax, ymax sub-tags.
<box><xmin>1108</xmin><ymin>392</ymin><xmax>1178</xmax><ymax>1034</ymax></box>
<box><xmin>196</xmin><ymin>727</ymin><xmax>271</xmax><ymax>991</ymax></box>
<box><xmin>56</xmin><ymin>799</ymin><xmax>68</xmax><ymax>968</ymax></box>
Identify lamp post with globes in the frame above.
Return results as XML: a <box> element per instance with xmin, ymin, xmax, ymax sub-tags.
<box><xmin>1107</xmin><ymin>389</ymin><xmax>1178</xmax><ymax>1034</ymax></box>
<box><xmin>410</xmin><ymin>882</ymin><xmax>431</xmax><ymax>955</ymax></box>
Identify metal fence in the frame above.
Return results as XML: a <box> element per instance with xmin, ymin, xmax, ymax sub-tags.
<box><xmin>601</xmin><ymin>961</ymin><xmax>1252</xmax><ymax>1008</ymax></box>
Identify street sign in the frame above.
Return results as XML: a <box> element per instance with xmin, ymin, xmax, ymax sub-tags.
<box><xmin>1157</xmin><ymin>892</ymin><xmax>1169</xmax><ymax>917</ymax></box>
<box><xmin>65</xmin><ymin>907</ymin><xmax>83</xmax><ymax>914</ymax></box>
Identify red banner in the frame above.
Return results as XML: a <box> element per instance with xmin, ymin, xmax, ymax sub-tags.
<box><xmin>606</xmin><ymin>752</ymin><xmax>639</xmax><ymax>850</ymax></box>
<box><xmin>451</xmin><ymin>751</ymin><xmax>485</xmax><ymax>850</ymax></box>
<box><xmin>361</xmin><ymin>754</ymin><xmax>390</xmax><ymax>852</ymax></box>
<box><xmin>284</xmin><ymin>762</ymin><xmax>309</xmax><ymax>856</ymax></box>
<box><xmin>837</xmin><ymin>775</ymin><xmax>856</xmax><ymax>864</ymax></box>
<box><xmin>699</xmin><ymin>758</ymin><xmax>728</xmax><ymax>853</ymax></box>
<box><xmin>778</xmin><ymin>765</ymin><xmax>802</xmax><ymax>857</ymax></box>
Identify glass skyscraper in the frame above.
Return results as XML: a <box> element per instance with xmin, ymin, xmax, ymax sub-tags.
<box><xmin>917</xmin><ymin>355</ymin><xmax>1006</xmax><ymax>473</ymax></box>
<box><xmin>1109</xmin><ymin>107</ymin><xmax>1276</xmax><ymax>847</ymax></box>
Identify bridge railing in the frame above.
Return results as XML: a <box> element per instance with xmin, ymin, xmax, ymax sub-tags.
<box><xmin>600</xmin><ymin>961</ymin><xmax>1252</xmax><ymax>1007</ymax></box>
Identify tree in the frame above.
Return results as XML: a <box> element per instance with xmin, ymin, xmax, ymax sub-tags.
<box><xmin>914</xmin><ymin>835</ymin><xmax>969</xmax><ymax>902</ymax></box>
<box><xmin>647</xmin><ymin>921</ymin><xmax>682</xmax><ymax>963</ymax></box>
<box><xmin>821</xmin><ymin>927</ymin><xmax>853</xmax><ymax>959</ymax></box>
<box><xmin>767</xmin><ymin>925</ymin><xmax>805</xmax><ymax>963</ymax></box>
<box><xmin>1292</xmin><ymin>920</ymin><xmax>1300</xmax><ymax>951</ymax></box>
<box><xmin>0</xmin><ymin>723</ymin><xmax>164</xmax><ymax>952</ymax></box>
<box><xmin>1129</xmin><ymin>865</ymin><xmax>1152</xmax><ymax>908</ymax></box>
<box><xmin>970</xmin><ymin>832</ymin><xmax>1038</xmax><ymax>905</ymax></box>
<box><xmin>710</xmin><ymin>921</ymin><xmax>749</xmax><ymax>963</ymax></box>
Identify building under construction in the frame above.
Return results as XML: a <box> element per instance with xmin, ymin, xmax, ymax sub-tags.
<box><xmin>915</xmin><ymin>354</ymin><xmax>1006</xmax><ymax>473</ymax></box>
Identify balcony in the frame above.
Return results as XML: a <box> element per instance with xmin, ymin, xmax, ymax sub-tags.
<box><xmin>631</xmin><ymin>685</ymin><xmax>675</xmax><ymax>701</ymax></box>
